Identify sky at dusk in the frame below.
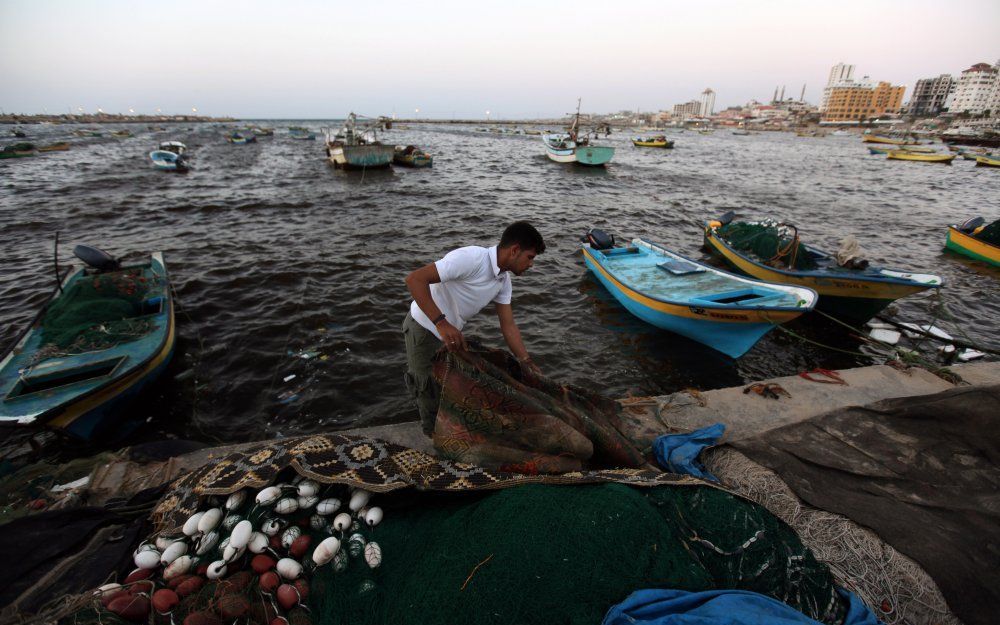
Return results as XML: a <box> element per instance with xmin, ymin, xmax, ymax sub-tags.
<box><xmin>2</xmin><ymin>0</ymin><xmax>998</xmax><ymax>119</ymax></box>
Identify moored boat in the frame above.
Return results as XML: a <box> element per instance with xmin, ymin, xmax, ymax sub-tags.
<box><xmin>227</xmin><ymin>132</ymin><xmax>256</xmax><ymax>144</ymax></box>
<box><xmin>886</xmin><ymin>151</ymin><xmax>955</xmax><ymax>163</ymax></box>
<box><xmin>289</xmin><ymin>127</ymin><xmax>316</xmax><ymax>140</ymax></box>
<box><xmin>867</xmin><ymin>146</ymin><xmax>895</xmax><ymax>155</ymax></box>
<box><xmin>393</xmin><ymin>145</ymin><xmax>433</xmax><ymax>168</ymax></box>
<box><xmin>542</xmin><ymin>134</ymin><xmax>577</xmax><ymax>163</ymax></box>
<box><xmin>703</xmin><ymin>214</ymin><xmax>942</xmax><ymax>322</ymax></box>
<box><xmin>37</xmin><ymin>142</ymin><xmax>71</xmax><ymax>152</ymax></box>
<box><xmin>862</xmin><ymin>135</ymin><xmax>906</xmax><ymax>145</ymax></box>
<box><xmin>897</xmin><ymin>145</ymin><xmax>936</xmax><ymax>153</ymax></box>
<box><xmin>632</xmin><ymin>136</ymin><xmax>674</xmax><ymax>148</ymax></box>
<box><xmin>111</xmin><ymin>130</ymin><xmax>133</xmax><ymax>138</ymax></box>
<box><xmin>976</xmin><ymin>155</ymin><xmax>1000</xmax><ymax>167</ymax></box>
<box><xmin>0</xmin><ymin>143</ymin><xmax>37</xmax><ymax>159</ymax></box>
<box><xmin>149</xmin><ymin>142</ymin><xmax>189</xmax><ymax>171</ymax></box>
<box><xmin>731</xmin><ymin>129</ymin><xmax>750</xmax><ymax>136</ymax></box>
<box><xmin>324</xmin><ymin>113</ymin><xmax>394</xmax><ymax>169</ymax></box>
<box><xmin>0</xmin><ymin>246</ymin><xmax>175</xmax><ymax>441</ymax></box>
<box><xmin>581</xmin><ymin>229</ymin><xmax>816</xmax><ymax>358</ymax></box>
<box><xmin>575</xmin><ymin>145</ymin><xmax>615</xmax><ymax>166</ymax></box>
<box><xmin>944</xmin><ymin>217</ymin><xmax>1000</xmax><ymax>267</ymax></box>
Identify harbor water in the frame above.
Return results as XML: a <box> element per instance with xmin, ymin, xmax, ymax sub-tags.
<box><xmin>1</xmin><ymin>123</ymin><xmax>997</xmax><ymax>447</ymax></box>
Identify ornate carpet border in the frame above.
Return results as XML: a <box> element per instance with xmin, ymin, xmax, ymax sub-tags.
<box><xmin>153</xmin><ymin>434</ymin><xmax>705</xmax><ymax>532</ymax></box>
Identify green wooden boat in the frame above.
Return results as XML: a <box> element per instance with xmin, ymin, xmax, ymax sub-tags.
<box><xmin>393</xmin><ymin>145</ymin><xmax>433</xmax><ymax>168</ymax></box>
<box><xmin>0</xmin><ymin>143</ymin><xmax>37</xmax><ymax>159</ymax></box>
<box><xmin>0</xmin><ymin>246</ymin><xmax>175</xmax><ymax>441</ymax></box>
<box><xmin>575</xmin><ymin>145</ymin><xmax>615</xmax><ymax>166</ymax></box>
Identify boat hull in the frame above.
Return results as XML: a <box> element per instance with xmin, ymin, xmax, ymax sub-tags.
<box><xmin>576</xmin><ymin>145</ymin><xmax>615</xmax><ymax>166</ymax></box>
<box><xmin>976</xmin><ymin>156</ymin><xmax>1000</xmax><ymax>167</ymax></box>
<box><xmin>328</xmin><ymin>144</ymin><xmax>394</xmax><ymax>169</ymax></box>
<box><xmin>632</xmin><ymin>140</ymin><xmax>673</xmax><ymax>148</ymax></box>
<box><xmin>887</xmin><ymin>152</ymin><xmax>955</xmax><ymax>163</ymax></box>
<box><xmin>945</xmin><ymin>226</ymin><xmax>1000</xmax><ymax>267</ymax></box>
<box><xmin>863</xmin><ymin>135</ymin><xmax>906</xmax><ymax>145</ymax></box>
<box><xmin>704</xmin><ymin>226</ymin><xmax>940</xmax><ymax>321</ymax></box>
<box><xmin>581</xmin><ymin>243</ymin><xmax>813</xmax><ymax>358</ymax></box>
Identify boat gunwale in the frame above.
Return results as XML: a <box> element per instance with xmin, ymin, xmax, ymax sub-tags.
<box><xmin>0</xmin><ymin>253</ymin><xmax>174</xmax><ymax>428</ymax></box>
<box><xmin>947</xmin><ymin>225</ymin><xmax>1000</xmax><ymax>255</ymax></box>
<box><xmin>704</xmin><ymin>222</ymin><xmax>943</xmax><ymax>289</ymax></box>
<box><xmin>583</xmin><ymin>239</ymin><xmax>817</xmax><ymax>313</ymax></box>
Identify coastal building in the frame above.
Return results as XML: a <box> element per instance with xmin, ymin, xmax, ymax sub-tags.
<box><xmin>822</xmin><ymin>79</ymin><xmax>905</xmax><ymax>122</ymax></box>
<box><xmin>950</xmin><ymin>62</ymin><xmax>998</xmax><ymax>115</ymax></box>
<box><xmin>673</xmin><ymin>100</ymin><xmax>702</xmax><ymax>119</ymax></box>
<box><xmin>700</xmin><ymin>88</ymin><xmax>716</xmax><ymax>117</ymax></box>
<box><xmin>821</xmin><ymin>63</ymin><xmax>855</xmax><ymax>112</ymax></box>
<box><xmin>907</xmin><ymin>74</ymin><xmax>955</xmax><ymax>116</ymax></box>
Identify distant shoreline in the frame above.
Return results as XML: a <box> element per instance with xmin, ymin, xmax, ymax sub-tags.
<box><xmin>1</xmin><ymin>113</ymin><xmax>235</xmax><ymax>124</ymax></box>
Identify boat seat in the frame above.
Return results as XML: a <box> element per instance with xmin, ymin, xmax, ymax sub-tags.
<box><xmin>657</xmin><ymin>259</ymin><xmax>706</xmax><ymax>276</ymax></box>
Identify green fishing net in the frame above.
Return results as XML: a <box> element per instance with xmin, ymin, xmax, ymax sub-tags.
<box><xmin>975</xmin><ymin>219</ymin><xmax>1000</xmax><ymax>246</ymax></box>
<box><xmin>310</xmin><ymin>483</ymin><xmax>844</xmax><ymax>625</ymax></box>
<box><xmin>717</xmin><ymin>222</ymin><xmax>818</xmax><ymax>271</ymax></box>
<box><xmin>39</xmin><ymin>270</ymin><xmax>154</xmax><ymax>352</ymax></box>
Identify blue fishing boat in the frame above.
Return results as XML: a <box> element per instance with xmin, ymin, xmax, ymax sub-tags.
<box><xmin>228</xmin><ymin>132</ymin><xmax>256</xmax><ymax>144</ymax></box>
<box><xmin>542</xmin><ymin>133</ymin><xmax>577</xmax><ymax>163</ymax></box>
<box><xmin>581</xmin><ymin>230</ymin><xmax>817</xmax><ymax>358</ymax></box>
<box><xmin>149</xmin><ymin>141</ymin><xmax>188</xmax><ymax>171</ymax></box>
<box><xmin>0</xmin><ymin>246</ymin><xmax>176</xmax><ymax>441</ymax></box>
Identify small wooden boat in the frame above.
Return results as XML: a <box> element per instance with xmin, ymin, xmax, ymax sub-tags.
<box><xmin>149</xmin><ymin>142</ymin><xmax>189</xmax><ymax>171</ymax></box>
<box><xmin>898</xmin><ymin>145</ymin><xmax>936</xmax><ymax>153</ymax></box>
<box><xmin>703</xmin><ymin>214</ymin><xmax>942</xmax><ymax>322</ymax></box>
<box><xmin>632</xmin><ymin>136</ymin><xmax>674</xmax><ymax>148</ymax></box>
<box><xmin>945</xmin><ymin>218</ymin><xmax>1000</xmax><ymax>267</ymax></box>
<box><xmin>0</xmin><ymin>143</ymin><xmax>37</xmax><ymax>159</ymax></box>
<box><xmin>862</xmin><ymin>135</ymin><xmax>906</xmax><ymax>145</ymax></box>
<box><xmin>393</xmin><ymin>145</ymin><xmax>433</xmax><ymax>168</ymax></box>
<box><xmin>324</xmin><ymin>113</ymin><xmax>394</xmax><ymax>169</ymax></box>
<box><xmin>227</xmin><ymin>132</ymin><xmax>256</xmax><ymax>144</ymax></box>
<box><xmin>37</xmin><ymin>142</ymin><xmax>71</xmax><ymax>152</ymax></box>
<box><xmin>251</xmin><ymin>127</ymin><xmax>274</xmax><ymax>137</ymax></box>
<box><xmin>886</xmin><ymin>151</ymin><xmax>955</xmax><ymax>163</ymax></box>
<box><xmin>289</xmin><ymin>127</ymin><xmax>316</xmax><ymax>140</ymax></box>
<box><xmin>867</xmin><ymin>146</ymin><xmax>895</xmax><ymax>155</ymax></box>
<box><xmin>581</xmin><ymin>230</ymin><xmax>816</xmax><ymax>358</ymax></box>
<box><xmin>111</xmin><ymin>130</ymin><xmax>133</xmax><ymax>138</ymax></box>
<box><xmin>731</xmin><ymin>130</ymin><xmax>750</xmax><ymax>136</ymax></box>
<box><xmin>0</xmin><ymin>246</ymin><xmax>175</xmax><ymax>441</ymax></box>
<box><xmin>73</xmin><ymin>129</ymin><xmax>102</xmax><ymax>137</ymax></box>
<box><xmin>976</xmin><ymin>155</ymin><xmax>1000</xmax><ymax>167</ymax></box>
<box><xmin>698</xmin><ymin>129</ymin><xmax>713</xmax><ymax>135</ymax></box>
<box><xmin>542</xmin><ymin>134</ymin><xmax>577</xmax><ymax>163</ymax></box>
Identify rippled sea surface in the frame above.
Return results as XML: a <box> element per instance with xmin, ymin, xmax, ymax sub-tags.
<box><xmin>2</xmin><ymin>122</ymin><xmax>998</xmax><ymax>449</ymax></box>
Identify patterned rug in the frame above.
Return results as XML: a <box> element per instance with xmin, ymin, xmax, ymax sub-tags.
<box><xmin>153</xmin><ymin>433</ymin><xmax>704</xmax><ymax>532</ymax></box>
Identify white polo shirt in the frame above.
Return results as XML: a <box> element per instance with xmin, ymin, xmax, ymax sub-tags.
<box><xmin>410</xmin><ymin>245</ymin><xmax>512</xmax><ymax>340</ymax></box>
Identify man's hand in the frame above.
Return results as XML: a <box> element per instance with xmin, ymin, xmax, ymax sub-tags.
<box><xmin>437</xmin><ymin>321</ymin><xmax>467</xmax><ymax>352</ymax></box>
<box><xmin>520</xmin><ymin>356</ymin><xmax>542</xmax><ymax>377</ymax></box>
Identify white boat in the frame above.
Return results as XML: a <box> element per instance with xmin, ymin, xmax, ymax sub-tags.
<box><xmin>542</xmin><ymin>134</ymin><xmax>577</xmax><ymax>162</ymax></box>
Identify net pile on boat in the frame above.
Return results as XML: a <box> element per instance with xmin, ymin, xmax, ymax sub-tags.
<box><xmin>974</xmin><ymin>219</ymin><xmax>1000</xmax><ymax>246</ymax></box>
<box><xmin>38</xmin><ymin>269</ymin><xmax>158</xmax><ymax>355</ymax></box>
<box><xmin>717</xmin><ymin>221</ymin><xmax>818</xmax><ymax>271</ymax></box>
<box><xmin>66</xmin><ymin>434</ymin><xmax>850</xmax><ymax>625</ymax></box>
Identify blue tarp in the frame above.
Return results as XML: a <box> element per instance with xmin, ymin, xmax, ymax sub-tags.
<box><xmin>602</xmin><ymin>588</ymin><xmax>881</xmax><ymax>625</ymax></box>
<box><xmin>652</xmin><ymin>423</ymin><xmax>725</xmax><ymax>481</ymax></box>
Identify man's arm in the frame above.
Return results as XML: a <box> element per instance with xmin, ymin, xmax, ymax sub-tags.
<box><xmin>496</xmin><ymin>303</ymin><xmax>539</xmax><ymax>372</ymax></box>
<box><xmin>405</xmin><ymin>263</ymin><xmax>467</xmax><ymax>351</ymax></box>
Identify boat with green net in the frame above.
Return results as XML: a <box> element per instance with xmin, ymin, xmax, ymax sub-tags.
<box><xmin>0</xmin><ymin>246</ymin><xmax>175</xmax><ymax>441</ymax></box>
<box><xmin>703</xmin><ymin>213</ymin><xmax>942</xmax><ymax>322</ymax></box>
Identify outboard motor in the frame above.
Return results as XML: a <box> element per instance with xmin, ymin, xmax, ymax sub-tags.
<box><xmin>958</xmin><ymin>216</ymin><xmax>984</xmax><ymax>234</ymax></box>
<box><xmin>585</xmin><ymin>228</ymin><xmax>616</xmax><ymax>250</ymax></box>
<box><xmin>717</xmin><ymin>210</ymin><xmax>736</xmax><ymax>226</ymax></box>
<box><xmin>74</xmin><ymin>245</ymin><xmax>120</xmax><ymax>272</ymax></box>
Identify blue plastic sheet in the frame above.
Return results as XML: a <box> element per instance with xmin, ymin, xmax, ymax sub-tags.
<box><xmin>602</xmin><ymin>588</ymin><xmax>881</xmax><ymax>625</ymax></box>
<box><xmin>652</xmin><ymin>423</ymin><xmax>725</xmax><ymax>481</ymax></box>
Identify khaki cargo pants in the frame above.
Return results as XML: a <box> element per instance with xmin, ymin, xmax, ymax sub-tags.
<box><xmin>402</xmin><ymin>312</ymin><xmax>442</xmax><ymax>436</ymax></box>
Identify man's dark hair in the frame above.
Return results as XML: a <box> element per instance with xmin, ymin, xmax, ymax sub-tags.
<box><xmin>499</xmin><ymin>221</ymin><xmax>545</xmax><ymax>254</ymax></box>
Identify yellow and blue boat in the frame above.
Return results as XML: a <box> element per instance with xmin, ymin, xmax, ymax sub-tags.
<box><xmin>886</xmin><ymin>151</ymin><xmax>955</xmax><ymax>163</ymax></box>
<box><xmin>862</xmin><ymin>135</ymin><xmax>906</xmax><ymax>145</ymax></box>
<box><xmin>581</xmin><ymin>230</ymin><xmax>816</xmax><ymax>358</ymax></box>
<box><xmin>976</xmin><ymin>155</ymin><xmax>1000</xmax><ymax>167</ymax></box>
<box><xmin>703</xmin><ymin>216</ymin><xmax>942</xmax><ymax>322</ymax></box>
<box><xmin>0</xmin><ymin>246</ymin><xmax>175</xmax><ymax>441</ymax></box>
<box><xmin>632</xmin><ymin>136</ymin><xmax>674</xmax><ymax>148</ymax></box>
<box><xmin>945</xmin><ymin>218</ymin><xmax>1000</xmax><ymax>267</ymax></box>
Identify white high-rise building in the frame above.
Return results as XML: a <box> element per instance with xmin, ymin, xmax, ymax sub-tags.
<box><xmin>700</xmin><ymin>88</ymin><xmax>716</xmax><ymax>117</ymax></box>
<box><xmin>951</xmin><ymin>62</ymin><xmax>998</xmax><ymax>115</ymax></box>
<box><xmin>821</xmin><ymin>62</ymin><xmax>856</xmax><ymax>112</ymax></box>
